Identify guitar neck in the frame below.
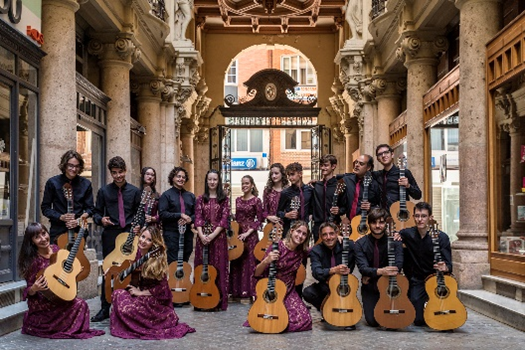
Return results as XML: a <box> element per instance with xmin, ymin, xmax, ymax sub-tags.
<box><xmin>399</xmin><ymin>169</ymin><xmax>407</xmax><ymax>209</ymax></box>
<box><xmin>267</xmin><ymin>241</ymin><xmax>279</xmax><ymax>294</ymax></box>
<box><xmin>340</xmin><ymin>237</ymin><xmax>349</xmax><ymax>286</ymax></box>
<box><xmin>202</xmin><ymin>244</ymin><xmax>209</xmax><ymax>276</ymax></box>
<box><xmin>121</xmin><ymin>252</ymin><xmax>150</xmax><ymax>281</ymax></box>
<box><xmin>63</xmin><ymin>225</ymin><xmax>85</xmax><ymax>272</ymax></box>
<box><xmin>66</xmin><ymin>198</ymin><xmax>75</xmax><ymax>240</ymax></box>
<box><xmin>431</xmin><ymin>230</ymin><xmax>446</xmax><ymax>287</ymax></box>
<box><xmin>177</xmin><ymin>225</ymin><xmax>185</xmax><ymax>268</ymax></box>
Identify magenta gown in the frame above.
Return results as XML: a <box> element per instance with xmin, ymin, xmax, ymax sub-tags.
<box><xmin>110</xmin><ymin>251</ymin><xmax>195</xmax><ymax>339</ymax></box>
<box><xmin>263</xmin><ymin>188</ymin><xmax>282</xmax><ymax>219</ymax></box>
<box><xmin>229</xmin><ymin>196</ymin><xmax>264</xmax><ymax>298</ymax></box>
<box><xmin>246</xmin><ymin>240</ymin><xmax>312</xmax><ymax>332</ymax></box>
<box><xmin>194</xmin><ymin>195</ymin><xmax>230</xmax><ymax>310</ymax></box>
<box><xmin>21</xmin><ymin>245</ymin><xmax>105</xmax><ymax>339</ymax></box>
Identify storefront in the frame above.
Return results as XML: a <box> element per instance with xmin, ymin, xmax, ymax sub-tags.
<box><xmin>0</xmin><ymin>3</ymin><xmax>45</xmax><ymax>282</ymax></box>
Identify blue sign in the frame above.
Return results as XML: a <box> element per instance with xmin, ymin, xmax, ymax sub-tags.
<box><xmin>431</xmin><ymin>157</ymin><xmax>435</xmax><ymax>168</ymax></box>
<box><xmin>232</xmin><ymin>157</ymin><xmax>257</xmax><ymax>169</ymax></box>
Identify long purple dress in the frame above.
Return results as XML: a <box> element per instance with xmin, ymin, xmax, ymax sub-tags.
<box><xmin>263</xmin><ymin>188</ymin><xmax>282</xmax><ymax>219</ymax></box>
<box><xmin>21</xmin><ymin>245</ymin><xmax>105</xmax><ymax>339</ymax></box>
<box><xmin>246</xmin><ymin>240</ymin><xmax>312</xmax><ymax>332</ymax></box>
<box><xmin>194</xmin><ymin>195</ymin><xmax>230</xmax><ymax>310</ymax></box>
<box><xmin>229</xmin><ymin>196</ymin><xmax>264</xmax><ymax>298</ymax></box>
<box><xmin>110</xmin><ymin>251</ymin><xmax>196</xmax><ymax>339</ymax></box>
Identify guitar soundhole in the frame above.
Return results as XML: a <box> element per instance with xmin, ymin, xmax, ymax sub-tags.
<box><xmin>121</xmin><ymin>245</ymin><xmax>132</xmax><ymax>255</ymax></box>
<box><xmin>358</xmin><ymin>224</ymin><xmax>368</xmax><ymax>235</ymax></box>
<box><xmin>263</xmin><ymin>290</ymin><xmax>277</xmax><ymax>303</ymax></box>
<box><xmin>61</xmin><ymin>260</ymin><xmax>72</xmax><ymax>273</ymax></box>
<box><xmin>175</xmin><ymin>270</ymin><xmax>184</xmax><ymax>279</ymax></box>
<box><xmin>201</xmin><ymin>272</ymin><xmax>209</xmax><ymax>283</ymax></box>
<box><xmin>397</xmin><ymin>210</ymin><xmax>410</xmax><ymax>222</ymax></box>
<box><xmin>436</xmin><ymin>286</ymin><xmax>449</xmax><ymax>298</ymax></box>
<box><xmin>337</xmin><ymin>284</ymin><xmax>350</xmax><ymax>297</ymax></box>
<box><xmin>387</xmin><ymin>285</ymin><xmax>400</xmax><ymax>298</ymax></box>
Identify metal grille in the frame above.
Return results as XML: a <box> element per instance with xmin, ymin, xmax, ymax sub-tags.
<box><xmin>371</xmin><ymin>0</ymin><xmax>387</xmax><ymax>20</ymax></box>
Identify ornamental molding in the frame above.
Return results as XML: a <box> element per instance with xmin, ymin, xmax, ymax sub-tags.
<box><xmin>396</xmin><ymin>34</ymin><xmax>449</xmax><ymax>64</ymax></box>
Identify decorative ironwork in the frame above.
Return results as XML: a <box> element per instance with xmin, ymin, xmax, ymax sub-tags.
<box><xmin>311</xmin><ymin>126</ymin><xmax>332</xmax><ymax>181</ymax></box>
<box><xmin>148</xmin><ymin>0</ymin><xmax>167</xmax><ymax>22</ymax></box>
<box><xmin>209</xmin><ymin>126</ymin><xmax>232</xmax><ymax>190</ymax></box>
<box><xmin>371</xmin><ymin>0</ymin><xmax>387</xmax><ymax>20</ymax></box>
<box><xmin>226</xmin><ymin>116</ymin><xmax>317</xmax><ymax>127</ymax></box>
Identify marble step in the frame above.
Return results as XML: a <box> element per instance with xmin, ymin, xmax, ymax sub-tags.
<box><xmin>0</xmin><ymin>302</ymin><xmax>27</xmax><ymax>336</ymax></box>
<box><xmin>481</xmin><ymin>275</ymin><xmax>525</xmax><ymax>301</ymax></box>
<box><xmin>459</xmin><ymin>289</ymin><xmax>525</xmax><ymax>331</ymax></box>
<box><xmin>0</xmin><ymin>281</ymin><xmax>26</xmax><ymax>308</ymax></box>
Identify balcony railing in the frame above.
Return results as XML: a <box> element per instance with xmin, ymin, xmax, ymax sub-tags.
<box><xmin>371</xmin><ymin>0</ymin><xmax>387</xmax><ymax>20</ymax></box>
<box><xmin>148</xmin><ymin>0</ymin><xmax>167</xmax><ymax>22</ymax></box>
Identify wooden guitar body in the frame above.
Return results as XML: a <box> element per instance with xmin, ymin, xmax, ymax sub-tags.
<box><xmin>424</xmin><ymin>275</ymin><xmax>467</xmax><ymax>330</ymax></box>
<box><xmin>41</xmin><ymin>249</ymin><xmax>81</xmax><ymax>302</ymax></box>
<box><xmin>374</xmin><ymin>274</ymin><xmax>415</xmax><ymax>329</ymax></box>
<box><xmin>190</xmin><ymin>264</ymin><xmax>220</xmax><ymax>310</ymax></box>
<box><xmin>350</xmin><ymin>215</ymin><xmax>369</xmax><ymax>242</ymax></box>
<box><xmin>57</xmin><ymin>232</ymin><xmax>90</xmax><ymax>281</ymax></box>
<box><xmin>228</xmin><ymin>221</ymin><xmax>244</xmax><ymax>261</ymax></box>
<box><xmin>254</xmin><ymin>223</ymin><xmax>274</xmax><ymax>261</ymax></box>
<box><xmin>248</xmin><ymin>277</ymin><xmax>289</xmax><ymax>333</ymax></box>
<box><xmin>390</xmin><ymin>201</ymin><xmax>416</xmax><ymax>231</ymax></box>
<box><xmin>104</xmin><ymin>259</ymin><xmax>132</xmax><ymax>303</ymax></box>
<box><xmin>168</xmin><ymin>261</ymin><xmax>193</xmax><ymax>304</ymax></box>
<box><xmin>295</xmin><ymin>264</ymin><xmax>306</xmax><ymax>286</ymax></box>
<box><xmin>102</xmin><ymin>232</ymin><xmax>139</xmax><ymax>272</ymax></box>
<box><xmin>322</xmin><ymin>273</ymin><xmax>362</xmax><ymax>327</ymax></box>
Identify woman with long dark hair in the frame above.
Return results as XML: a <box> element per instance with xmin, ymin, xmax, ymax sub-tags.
<box><xmin>141</xmin><ymin>167</ymin><xmax>160</xmax><ymax>226</ymax></box>
<box><xmin>262</xmin><ymin>163</ymin><xmax>288</xmax><ymax>224</ymax></box>
<box><xmin>18</xmin><ymin>223</ymin><xmax>104</xmax><ymax>339</ymax></box>
<box><xmin>194</xmin><ymin>169</ymin><xmax>230</xmax><ymax>310</ymax></box>
<box><xmin>110</xmin><ymin>225</ymin><xmax>195</xmax><ymax>339</ymax></box>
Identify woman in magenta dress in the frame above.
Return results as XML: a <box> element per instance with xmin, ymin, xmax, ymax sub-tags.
<box><xmin>18</xmin><ymin>223</ymin><xmax>104</xmax><ymax>339</ymax></box>
<box><xmin>229</xmin><ymin>175</ymin><xmax>264</xmax><ymax>299</ymax></box>
<box><xmin>262</xmin><ymin>163</ymin><xmax>288</xmax><ymax>224</ymax></box>
<box><xmin>194</xmin><ymin>169</ymin><xmax>230</xmax><ymax>310</ymax></box>
<box><xmin>110</xmin><ymin>225</ymin><xmax>195</xmax><ymax>339</ymax></box>
<box><xmin>249</xmin><ymin>220</ymin><xmax>313</xmax><ymax>332</ymax></box>
<box><xmin>141</xmin><ymin>166</ymin><xmax>160</xmax><ymax>227</ymax></box>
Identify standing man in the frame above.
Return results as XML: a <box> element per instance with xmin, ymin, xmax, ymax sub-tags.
<box><xmin>303</xmin><ymin>222</ymin><xmax>355</xmax><ymax>314</ymax></box>
<box><xmin>397</xmin><ymin>202</ymin><xmax>452</xmax><ymax>326</ymax></box>
<box><xmin>354</xmin><ymin>208</ymin><xmax>403</xmax><ymax>327</ymax></box>
<box><xmin>41</xmin><ymin>150</ymin><xmax>94</xmax><ymax>243</ymax></box>
<box><xmin>373</xmin><ymin>144</ymin><xmax>421</xmax><ymax>210</ymax></box>
<box><xmin>91</xmin><ymin>156</ymin><xmax>141</xmax><ymax>322</ymax></box>
<box><xmin>310</xmin><ymin>155</ymin><xmax>347</xmax><ymax>242</ymax></box>
<box><xmin>277</xmin><ymin>162</ymin><xmax>312</xmax><ymax>237</ymax></box>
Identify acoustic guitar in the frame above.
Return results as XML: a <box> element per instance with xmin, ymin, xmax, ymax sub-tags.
<box><xmin>289</xmin><ymin>196</ymin><xmax>306</xmax><ymax>285</ymax></box>
<box><xmin>190</xmin><ymin>223</ymin><xmax>221</xmax><ymax>310</ymax></box>
<box><xmin>350</xmin><ymin>173</ymin><xmax>372</xmax><ymax>242</ymax></box>
<box><xmin>316</xmin><ymin>179</ymin><xmax>346</xmax><ymax>245</ymax></box>
<box><xmin>424</xmin><ymin>220</ymin><xmax>467</xmax><ymax>330</ymax></box>
<box><xmin>227</xmin><ymin>219</ymin><xmax>244</xmax><ymax>261</ymax></box>
<box><xmin>39</xmin><ymin>219</ymin><xmax>88</xmax><ymax>303</ymax></box>
<box><xmin>102</xmin><ymin>186</ymin><xmax>151</xmax><ymax>273</ymax></box>
<box><xmin>168</xmin><ymin>223</ymin><xmax>193</xmax><ymax>304</ymax></box>
<box><xmin>374</xmin><ymin>218</ymin><xmax>415</xmax><ymax>329</ymax></box>
<box><xmin>248</xmin><ymin>226</ymin><xmax>289</xmax><ymax>333</ymax></box>
<box><xmin>390</xmin><ymin>155</ymin><xmax>415</xmax><ymax>230</ymax></box>
<box><xmin>254</xmin><ymin>222</ymin><xmax>279</xmax><ymax>261</ymax></box>
<box><xmin>104</xmin><ymin>247</ymin><xmax>161</xmax><ymax>303</ymax></box>
<box><xmin>56</xmin><ymin>183</ymin><xmax>90</xmax><ymax>282</ymax></box>
<box><xmin>322</xmin><ymin>221</ymin><xmax>362</xmax><ymax>327</ymax></box>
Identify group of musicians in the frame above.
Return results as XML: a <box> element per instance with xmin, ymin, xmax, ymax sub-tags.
<box><xmin>19</xmin><ymin>144</ymin><xmax>453</xmax><ymax>339</ymax></box>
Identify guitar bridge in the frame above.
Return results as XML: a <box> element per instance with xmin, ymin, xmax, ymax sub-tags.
<box><xmin>434</xmin><ymin>310</ymin><xmax>457</xmax><ymax>315</ymax></box>
<box><xmin>52</xmin><ymin>274</ymin><xmax>71</xmax><ymax>289</ymax></box>
<box><xmin>197</xmin><ymin>292</ymin><xmax>212</xmax><ymax>297</ymax></box>
<box><xmin>332</xmin><ymin>308</ymin><xmax>353</xmax><ymax>313</ymax></box>
<box><xmin>228</xmin><ymin>245</ymin><xmax>237</xmax><ymax>251</ymax></box>
<box><xmin>383</xmin><ymin>310</ymin><xmax>405</xmax><ymax>314</ymax></box>
<box><xmin>171</xmin><ymin>288</ymin><xmax>187</xmax><ymax>292</ymax></box>
<box><xmin>257</xmin><ymin>313</ymin><xmax>279</xmax><ymax>320</ymax></box>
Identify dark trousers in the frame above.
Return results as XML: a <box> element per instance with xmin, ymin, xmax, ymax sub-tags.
<box><xmin>361</xmin><ymin>282</ymin><xmax>380</xmax><ymax>327</ymax></box>
<box><xmin>312</xmin><ymin>222</ymin><xmax>321</xmax><ymax>243</ymax></box>
<box><xmin>163</xmin><ymin>229</ymin><xmax>194</xmax><ymax>264</ymax></box>
<box><xmin>100</xmin><ymin>227</ymin><xmax>128</xmax><ymax>311</ymax></box>
<box><xmin>303</xmin><ymin>282</ymin><xmax>330</xmax><ymax>311</ymax></box>
<box><xmin>408</xmin><ymin>278</ymin><xmax>428</xmax><ymax>326</ymax></box>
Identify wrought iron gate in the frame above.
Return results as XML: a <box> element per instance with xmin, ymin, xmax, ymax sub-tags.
<box><xmin>310</xmin><ymin>125</ymin><xmax>332</xmax><ymax>181</ymax></box>
<box><xmin>209</xmin><ymin>126</ymin><xmax>232</xmax><ymax>188</ymax></box>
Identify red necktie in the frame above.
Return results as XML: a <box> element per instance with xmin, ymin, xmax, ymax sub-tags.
<box><xmin>330</xmin><ymin>249</ymin><xmax>336</xmax><ymax>268</ymax></box>
<box><xmin>179</xmin><ymin>191</ymin><xmax>186</xmax><ymax>214</ymax></box>
<box><xmin>373</xmin><ymin>239</ymin><xmax>380</xmax><ymax>268</ymax></box>
<box><xmin>382</xmin><ymin>171</ymin><xmax>388</xmax><ymax>208</ymax></box>
<box><xmin>118</xmin><ymin>187</ymin><xmax>126</xmax><ymax>228</ymax></box>
<box><xmin>349</xmin><ymin>178</ymin><xmax>361</xmax><ymax>219</ymax></box>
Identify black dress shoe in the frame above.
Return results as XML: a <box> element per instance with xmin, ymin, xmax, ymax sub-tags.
<box><xmin>344</xmin><ymin>325</ymin><xmax>356</xmax><ymax>331</ymax></box>
<box><xmin>91</xmin><ymin>308</ymin><xmax>109</xmax><ymax>322</ymax></box>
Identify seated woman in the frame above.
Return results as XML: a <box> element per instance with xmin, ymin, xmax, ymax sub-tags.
<box><xmin>248</xmin><ymin>220</ymin><xmax>313</xmax><ymax>332</ymax></box>
<box><xmin>110</xmin><ymin>225</ymin><xmax>196</xmax><ymax>339</ymax></box>
<box><xmin>18</xmin><ymin>222</ymin><xmax>104</xmax><ymax>339</ymax></box>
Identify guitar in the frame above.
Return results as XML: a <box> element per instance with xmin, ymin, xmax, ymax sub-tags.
<box><xmin>102</xmin><ymin>186</ymin><xmax>152</xmax><ymax>273</ymax></box>
<box><xmin>227</xmin><ymin>219</ymin><xmax>244</xmax><ymax>261</ymax></box>
<box><xmin>56</xmin><ymin>183</ymin><xmax>90</xmax><ymax>282</ymax></box>
<box><xmin>167</xmin><ymin>223</ymin><xmax>193</xmax><ymax>304</ymax></box>
<box><xmin>190</xmin><ymin>222</ymin><xmax>221</xmax><ymax>310</ymax></box>
<box><xmin>104</xmin><ymin>247</ymin><xmax>161</xmax><ymax>303</ymax></box>
<box><xmin>289</xmin><ymin>196</ymin><xmax>306</xmax><ymax>285</ymax></box>
<box><xmin>389</xmin><ymin>155</ymin><xmax>415</xmax><ymax>230</ymax></box>
<box><xmin>350</xmin><ymin>173</ymin><xmax>372</xmax><ymax>241</ymax></box>
<box><xmin>248</xmin><ymin>226</ymin><xmax>289</xmax><ymax>333</ymax></box>
<box><xmin>289</xmin><ymin>195</ymin><xmax>301</xmax><ymax>232</ymax></box>
<box><xmin>316</xmin><ymin>179</ymin><xmax>346</xmax><ymax>245</ymax></box>
<box><xmin>254</xmin><ymin>222</ymin><xmax>278</xmax><ymax>261</ymax></box>
<box><xmin>39</xmin><ymin>219</ymin><xmax>88</xmax><ymax>303</ymax></box>
<box><xmin>322</xmin><ymin>221</ymin><xmax>362</xmax><ymax>327</ymax></box>
<box><xmin>374</xmin><ymin>217</ymin><xmax>415</xmax><ymax>329</ymax></box>
<box><xmin>424</xmin><ymin>220</ymin><xmax>467</xmax><ymax>330</ymax></box>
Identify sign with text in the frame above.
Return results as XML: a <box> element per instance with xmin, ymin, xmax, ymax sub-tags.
<box><xmin>231</xmin><ymin>157</ymin><xmax>257</xmax><ymax>169</ymax></box>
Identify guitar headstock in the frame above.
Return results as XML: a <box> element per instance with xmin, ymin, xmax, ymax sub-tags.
<box><xmin>62</xmin><ymin>183</ymin><xmax>73</xmax><ymax>201</ymax></box>
<box><xmin>146</xmin><ymin>246</ymin><xmax>161</xmax><ymax>259</ymax></box>
<box><xmin>203</xmin><ymin>222</ymin><xmax>213</xmax><ymax>236</ymax></box>
<box><xmin>397</xmin><ymin>154</ymin><xmax>408</xmax><ymax>170</ymax></box>
<box><xmin>141</xmin><ymin>186</ymin><xmax>152</xmax><ymax>204</ymax></box>
<box><xmin>271</xmin><ymin>223</ymin><xmax>283</xmax><ymax>243</ymax></box>
<box><xmin>340</xmin><ymin>221</ymin><xmax>351</xmax><ymax>238</ymax></box>
<box><xmin>223</xmin><ymin>182</ymin><xmax>231</xmax><ymax>195</ymax></box>
<box><xmin>335</xmin><ymin>178</ymin><xmax>346</xmax><ymax>195</ymax></box>
<box><xmin>290</xmin><ymin>196</ymin><xmax>300</xmax><ymax>211</ymax></box>
<box><xmin>363</xmin><ymin>172</ymin><xmax>372</xmax><ymax>187</ymax></box>
<box><xmin>429</xmin><ymin>219</ymin><xmax>439</xmax><ymax>238</ymax></box>
<box><xmin>385</xmin><ymin>217</ymin><xmax>395</xmax><ymax>236</ymax></box>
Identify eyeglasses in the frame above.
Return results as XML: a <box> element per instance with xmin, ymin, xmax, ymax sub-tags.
<box><xmin>353</xmin><ymin>160</ymin><xmax>366</xmax><ymax>166</ymax></box>
<box><xmin>376</xmin><ymin>151</ymin><xmax>392</xmax><ymax>157</ymax></box>
<box><xmin>413</xmin><ymin>214</ymin><xmax>429</xmax><ymax>219</ymax></box>
<box><xmin>175</xmin><ymin>175</ymin><xmax>187</xmax><ymax>180</ymax></box>
<box><xmin>66</xmin><ymin>163</ymin><xmax>81</xmax><ymax>169</ymax></box>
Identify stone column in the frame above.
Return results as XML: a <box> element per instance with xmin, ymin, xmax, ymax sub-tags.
<box><xmin>88</xmin><ymin>35</ymin><xmax>139</xmax><ymax>181</ymax></box>
<box><xmin>136</xmin><ymin>79</ymin><xmax>163</xmax><ymax>177</ymax></box>
<box><xmin>40</xmin><ymin>0</ymin><xmax>80</xmax><ymax>191</ymax></box>
<box><xmin>452</xmin><ymin>0</ymin><xmax>502</xmax><ymax>289</ymax></box>
<box><xmin>397</xmin><ymin>34</ymin><xmax>448</xmax><ymax>190</ymax></box>
<box><xmin>160</xmin><ymin>82</ymin><xmax>177</xmax><ymax>194</ymax></box>
<box><xmin>345</xmin><ymin>129</ymin><xmax>359</xmax><ymax>172</ymax></box>
<box><xmin>374</xmin><ymin>77</ymin><xmax>404</xmax><ymax>145</ymax></box>
<box><xmin>358</xmin><ymin>82</ymin><xmax>377</xmax><ymax>158</ymax></box>
<box><xmin>180</xmin><ymin>118</ymin><xmax>197</xmax><ymax>192</ymax></box>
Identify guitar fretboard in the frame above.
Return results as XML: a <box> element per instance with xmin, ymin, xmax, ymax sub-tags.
<box><xmin>63</xmin><ymin>225</ymin><xmax>86</xmax><ymax>273</ymax></box>
<box><xmin>119</xmin><ymin>250</ymin><xmax>155</xmax><ymax>282</ymax></box>
<box><xmin>387</xmin><ymin>236</ymin><xmax>397</xmax><ymax>288</ymax></box>
<box><xmin>431</xmin><ymin>227</ymin><xmax>445</xmax><ymax>288</ymax></box>
<box><xmin>267</xmin><ymin>241</ymin><xmax>279</xmax><ymax>295</ymax></box>
<box><xmin>399</xmin><ymin>168</ymin><xmax>407</xmax><ymax>211</ymax></box>
<box><xmin>177</xmin><ymin>224</ymin><xmax>186</xmax><ymax>272</ymax></box>
<box><xmin>340</xmin><ymin>236</ymin><xmax>349</xmax><ymax>286</ymax></box>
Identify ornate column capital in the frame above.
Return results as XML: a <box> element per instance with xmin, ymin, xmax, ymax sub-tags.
<box><xmin>374</xmin><ymin>76</ymin><xmax>406</xmax><ymax>99</ymax></box>
<box><xmin>180</xmin><ymin>117</ymin><xmax>199</xmax><ymax>136</ymax></box>
<box><xmin>88</xmin><ymin>34</ymin><xmax>141</xmax><ymax>64</ymax></box>
<box><xmin>131</xmin><ymin>77</ymin><xmax>165</xmax><ymax>100</ymax></box>
<box><xmin>396</xmin><ymin>33</ymin><xmax>449</xmax><ymax>66</ymax></box>
<box><xmin>43</xmin><ymin>0</ymin><xmax>82</xmax><ymax>12</ymax></box>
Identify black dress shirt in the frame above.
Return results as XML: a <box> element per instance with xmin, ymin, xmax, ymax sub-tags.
<box><xmin>310</xmin><ymin>240</ymin><xmax>355</xmax><ymax>284</ymax></box>
<box><xmin>338</xmin><ymin>173</ymin><xmax>380</xmax><ymax>220</ymax></box>
<box><xmin>355</xmin><ymin>234</ymin><xmax>403</xmax><ymax>283</ymax></box>
<box><xmin>399</xmin><ymin>227</ymin><xmax>452</xmax><ymax>281</ymax></box>
<box><xmin>41</xmin><ymin>174</ymin><xmax>94</xmax><ymax>237</ymax></box>
<box><xmin>311</xmin><ymin>177</ymin><xmax>347</xmax><ymax>224</ymax></box>
<box><xmin>93</xmin><ymin>182</ymin><xmax>142</xmax><ymax>231</ymax></box>
<box><xmin>277</xmin><ymin>183</ymin><xmax>312</xmax><ymax>235</ymax></box>
<box><xmin>372</xmin><ymin>165</ymin><xmax>422</xmax><ymax>210</ymax></box>
<box><xmin>159</xmin><ymin>187</ymin><xmax>196</xmax><ymax>232</ymax></box>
